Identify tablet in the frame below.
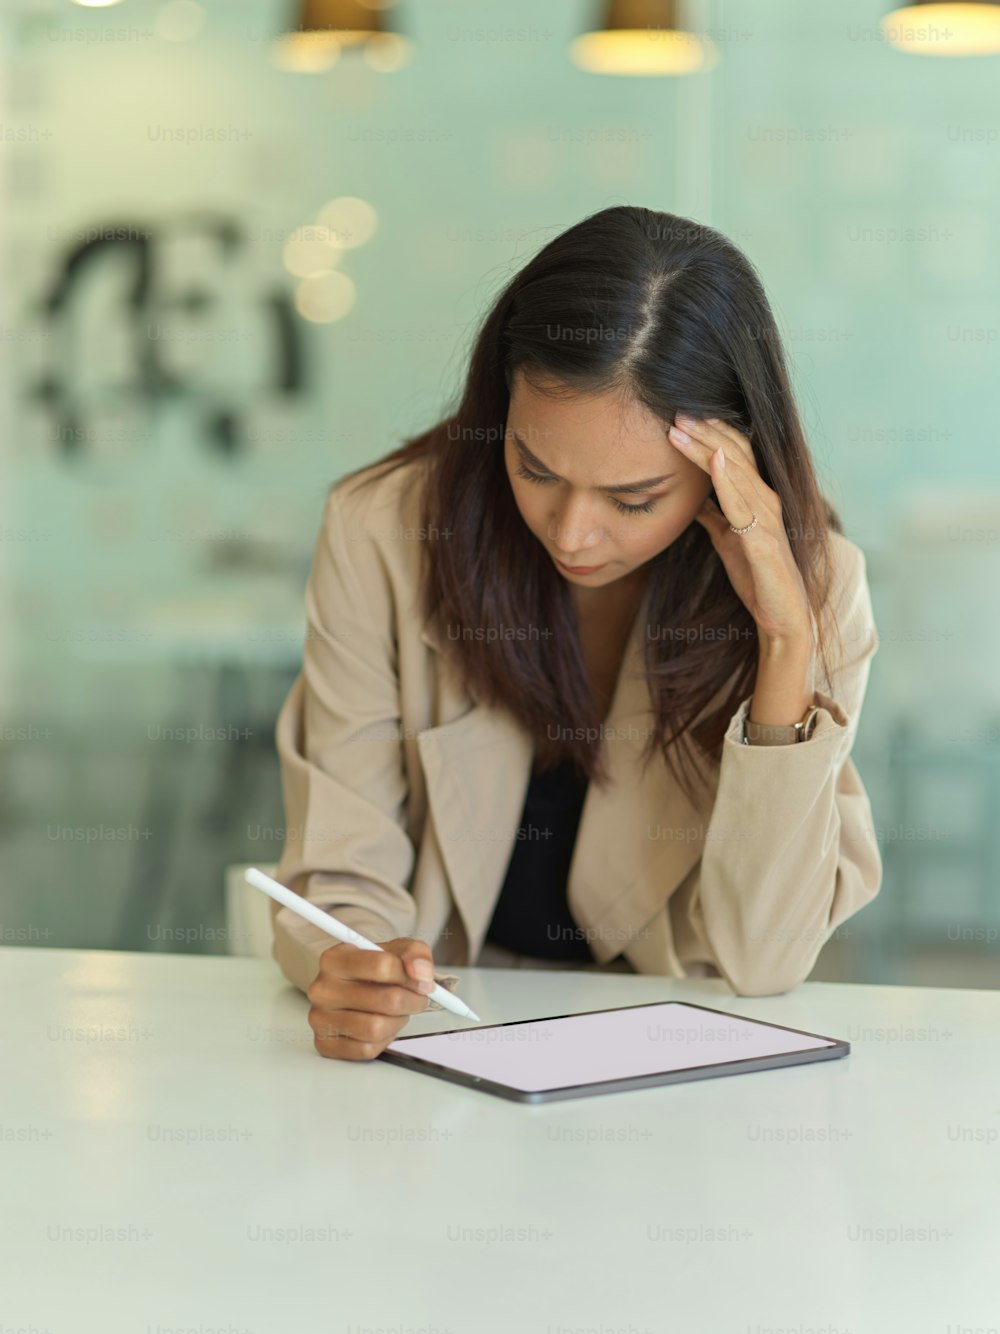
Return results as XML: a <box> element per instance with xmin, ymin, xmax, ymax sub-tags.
<box><xmin>380</xmin><ymin>1000</ymin><xmax>849</xmax><ymax>1103</ymax></box>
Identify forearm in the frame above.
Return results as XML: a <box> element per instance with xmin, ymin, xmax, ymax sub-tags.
<box><xmin>691</xmin><ymin>627</ymin><xmax>879</xmax><ymax>995</ymax></box>
<box><xmin>749</xmin><ymin>632</ymin><xmax>815</xmax><ymax>728</ymax></box>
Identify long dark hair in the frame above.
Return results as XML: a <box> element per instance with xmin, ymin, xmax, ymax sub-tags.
<box><xmin>336</xmin><ymin>205</ymin><xmax>844</xmax><ymax>807</ymax></box>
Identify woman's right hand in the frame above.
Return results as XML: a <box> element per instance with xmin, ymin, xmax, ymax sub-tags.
<box><xmin>305</xmin><ymin>937</ymin><xmax>437</xmax><ymax>1061</ymax></box>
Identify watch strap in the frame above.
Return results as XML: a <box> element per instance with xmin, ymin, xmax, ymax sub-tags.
<box><xmin>743</xmin><ymin>702</ymin><xmax>820</xmax><ymax>746</ymax></box>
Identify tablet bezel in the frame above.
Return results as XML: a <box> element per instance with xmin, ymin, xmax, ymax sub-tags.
<box><xmin>378</xmin><ymin>998</ymin><xmax>850</xmax><ymax>1104</ymax></box>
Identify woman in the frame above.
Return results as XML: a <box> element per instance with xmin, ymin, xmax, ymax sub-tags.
<box><xmin>270</xmin><ymin>205</ymin><xmax>882</xmax><ymax>1061</ymax></box>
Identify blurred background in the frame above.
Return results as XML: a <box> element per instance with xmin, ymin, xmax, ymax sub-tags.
<box><xmin>2</xmin><ymin>0</ymin><xmax>998</xmax><ymax>988</ymax></box>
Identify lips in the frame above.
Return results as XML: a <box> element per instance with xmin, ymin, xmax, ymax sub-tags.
<box><xmin>556</xmin><ymin>558</ymin><xmax>607</xmax><ymax>574</ymax></box>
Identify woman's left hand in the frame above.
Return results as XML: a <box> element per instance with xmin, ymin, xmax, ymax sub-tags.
<box><xmin>668</xmin><ymin>415</ymin><xmax>813</xmax><ymax>646</ymax></box>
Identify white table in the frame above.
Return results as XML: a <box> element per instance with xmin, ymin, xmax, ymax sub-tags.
<box><xmin>3</xmin><ymin>947</ymin><xmax>998</xmax><ymax>1333</ymax></box>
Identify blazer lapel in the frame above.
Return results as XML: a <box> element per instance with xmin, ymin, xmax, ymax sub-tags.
<box><xmin>417</xmin><ymin>588</ymin><xmax>723</xmax><ymax>969</ymax></box>
<box><xmin>416</xmin><ymin>621</ymin><xmax>534</xmax><ymax>956</ymax></box>
<box><xmin>566</xmin><ymin>587</ymin><xmax>717</xmax><ymax>966</ymax></box>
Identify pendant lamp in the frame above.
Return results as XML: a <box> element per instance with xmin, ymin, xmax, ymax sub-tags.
<box><xmin>274</xmin><ymin>0</ymin><xmax>410</xmax><ymax>72</ymax></box>
<box><xmin>570</xmin><ymin>0</ymin><xmax>719</xmax><ymax>75</ymax></box>
<box><xmin>881</xmin><ymin>0</ymin><xmax>1000</xmax><ymax>54</ymax></box>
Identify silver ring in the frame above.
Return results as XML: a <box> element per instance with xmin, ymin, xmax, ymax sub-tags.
<box><xmin>729</xmin><ymin>512</ymin><xmax>759</xmax><ymax>536</ymax></box>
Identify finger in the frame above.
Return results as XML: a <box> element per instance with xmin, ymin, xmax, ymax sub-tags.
<box><xmin>676</xmin><ymin>416</ymin><xmax>756</xmax><ymax>468</ymax></box>
<box><xmin>669</xmin><ymin>425</ymin><xmax>769</xmax><ymax>511</ymax></box>
<box><xmin>309</xmin><ymin>1005</ymin><xmax>407</xmax><ymax>1048</ymax></box>
<box><xmin>706</xmin><ymin>449</ymin><xmax>757</xmax><ymax>532</ymax></box>
<box><xmin>315</xmin><ymin>1038</ymin><xmax>382</xmax><ymax>1062</ymax></box>
<box><xmin>703</xmin><ymin>417</ymin><xmax>757</xmax><ymax>466</ymax></box>
<box><xmin>311</xmin><ymin>1025</ymin><xmax>395</xmax><ymax>1062</ymax></box>
<box><xmin>319</xmin><ymin>943</ymin><xmax>424</xmax><ymax>991</ymax></box>
<box><xmin>669</xmin><ymin>422</ymin><xmax>756</xmax><ymax>484</ymax></box>
<box><xmin>311</xmin><ymin>977</ymin><xmax>432</xmax><ymax>1019</ymax></box>
<box><xmin>394</xmin><ymin>939</ymin><xmax>437</xmax><ymax>988</ymax></box>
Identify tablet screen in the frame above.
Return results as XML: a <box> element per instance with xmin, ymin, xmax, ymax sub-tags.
<box><xmin>385</xmin><ymin>1001</ymin><xmax>839</xmax><ymax>1094</ymax></box>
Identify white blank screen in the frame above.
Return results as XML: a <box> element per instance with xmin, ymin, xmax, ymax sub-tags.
<box><xmin>387</xmin><ymin>1002</ymin><xmax>837</xmax><ymax>1093</ymax></box>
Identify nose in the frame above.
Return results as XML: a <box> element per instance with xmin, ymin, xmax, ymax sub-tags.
<box><xmin>546</xmin><ymin>507</ymin><xmax>604</xmax><ymax>557</ymax></box>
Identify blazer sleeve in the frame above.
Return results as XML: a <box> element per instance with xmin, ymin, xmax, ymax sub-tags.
<box><xmin>269</xmin><ymin>484</ymin><xmax>419</xmax><ymax>994</ymax></box>
<box><xmin>670</xmin><ymin>539</ymin><xmax>882</xmax><ymax>997</ymax></box>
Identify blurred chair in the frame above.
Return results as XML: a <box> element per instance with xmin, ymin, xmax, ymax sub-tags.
<box><xmin>225</xmin><ymin>861</ymin><xmax>278</xmax><ymax>958</ymax></box>
<box><xmin>872</xmin><ymin>491</ymin><xmax>1000</xmax><ymax>982</ymax></box>
<box><xmin>111</xmin><ymin>590</ymin><xmax>302</xmax><ymax>952</ymax></box>
<box><xmin>887</xmin><ymin>488</ymin><xmax>1000</xmax><ymax>729</ymax></box>
<box><xmin>879</xmin><ymin>718</ymin><xmax>1000</xmax><ymax>982</ymax></box>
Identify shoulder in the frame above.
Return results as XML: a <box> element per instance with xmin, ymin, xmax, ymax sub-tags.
<box><xmin>326</xmin><ymin>454</ymin><xmax>430</xmax><ymax>536</ymax></box>
<box><xmin>824</xmin><ymin>528</ymin><xmax>874</xmax><ymax>623</ymax></box>
<box><xmin>314</xmin><ymin>454</ymin><xmax>432</xmax><ymax>608</ymax></box>
<box><xmin>816</xmin><ymin>529</ymin><xmax>879</xmax><ymax>692</ymax></box>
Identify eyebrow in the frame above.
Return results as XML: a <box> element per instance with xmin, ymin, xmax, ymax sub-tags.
<box><xmin>512</xmin><ymin>432</ymin><xmax>677</xmax><ymax>494</ymax></box>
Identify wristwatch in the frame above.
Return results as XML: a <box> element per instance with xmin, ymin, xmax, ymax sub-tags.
<box><xmin>742</xmin><ymin>701</ymin><xmax>821</xmax><ymax>746</ymax></box>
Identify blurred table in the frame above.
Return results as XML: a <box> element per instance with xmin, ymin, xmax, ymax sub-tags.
<box><xmin>2</xmin><ymin>948</ymin><xmax>998</xmax><ymax>1333</ymax></box>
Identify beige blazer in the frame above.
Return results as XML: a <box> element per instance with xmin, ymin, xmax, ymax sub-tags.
<box><xmin>271</xmin><ymin>456</ymin><xmax>882</xmax><ymax>997</ymax></box>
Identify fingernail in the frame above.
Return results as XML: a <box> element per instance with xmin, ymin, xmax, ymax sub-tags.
<box><xmin>418</xmin><ymin>979</ymin><xmax>435</xmax><ymax>994</ymax></box>
<box><xmin>676</xmin><ymin>414</ymin><xmax>696</xmax><ymax>426</ymax></box>
<box><xmin>670</xmin><ymin>425</ymin><xmax>690</xmax><ymax>443</ymax></box>
<box><xmin>412</xmin><ymin>960</ymin><xmax>434</xmax><ymax>980</ymax></box>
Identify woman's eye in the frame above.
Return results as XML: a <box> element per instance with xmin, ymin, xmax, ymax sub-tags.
<box><xmin>612</xmin><ymin>497</ymin><xmax>658</xmax><ymax>515</ymax></box>
<box><xmin>515</xmin><ymin>462</ymin><xmax>556</xmax><ymax>485</ymax></box>
<box><xmin>516</xmin><ymin>462</ymin><xmax>660</xmax><ymax>514</ymax></box>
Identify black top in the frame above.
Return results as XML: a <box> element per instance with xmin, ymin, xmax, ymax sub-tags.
<box><xmin>484</xmin><ymin>755</ymin><xmax>597</xmax><ymax>962</ymax></box>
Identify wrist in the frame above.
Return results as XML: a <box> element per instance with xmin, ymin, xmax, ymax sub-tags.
<box><xmin>756</xmin><ymin>625</ymin><xmax>814</xmax><ymax>658</ymax></box>
<box><xmin>750</xmin><ymin>638</ymin><xmax>816</xmax><ymax>730</ymax></box>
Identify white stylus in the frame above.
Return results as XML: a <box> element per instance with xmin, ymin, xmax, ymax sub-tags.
<box><xmin>244</xmin><ymin>866</ymin><xmax>481</xmax><ymax>1023</ymax></box>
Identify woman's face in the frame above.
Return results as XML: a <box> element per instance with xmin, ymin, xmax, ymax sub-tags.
<box><xmin>503</xmin><ymin>370</ymin><xmax>714</xmax><ymax>590</ymax></box>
